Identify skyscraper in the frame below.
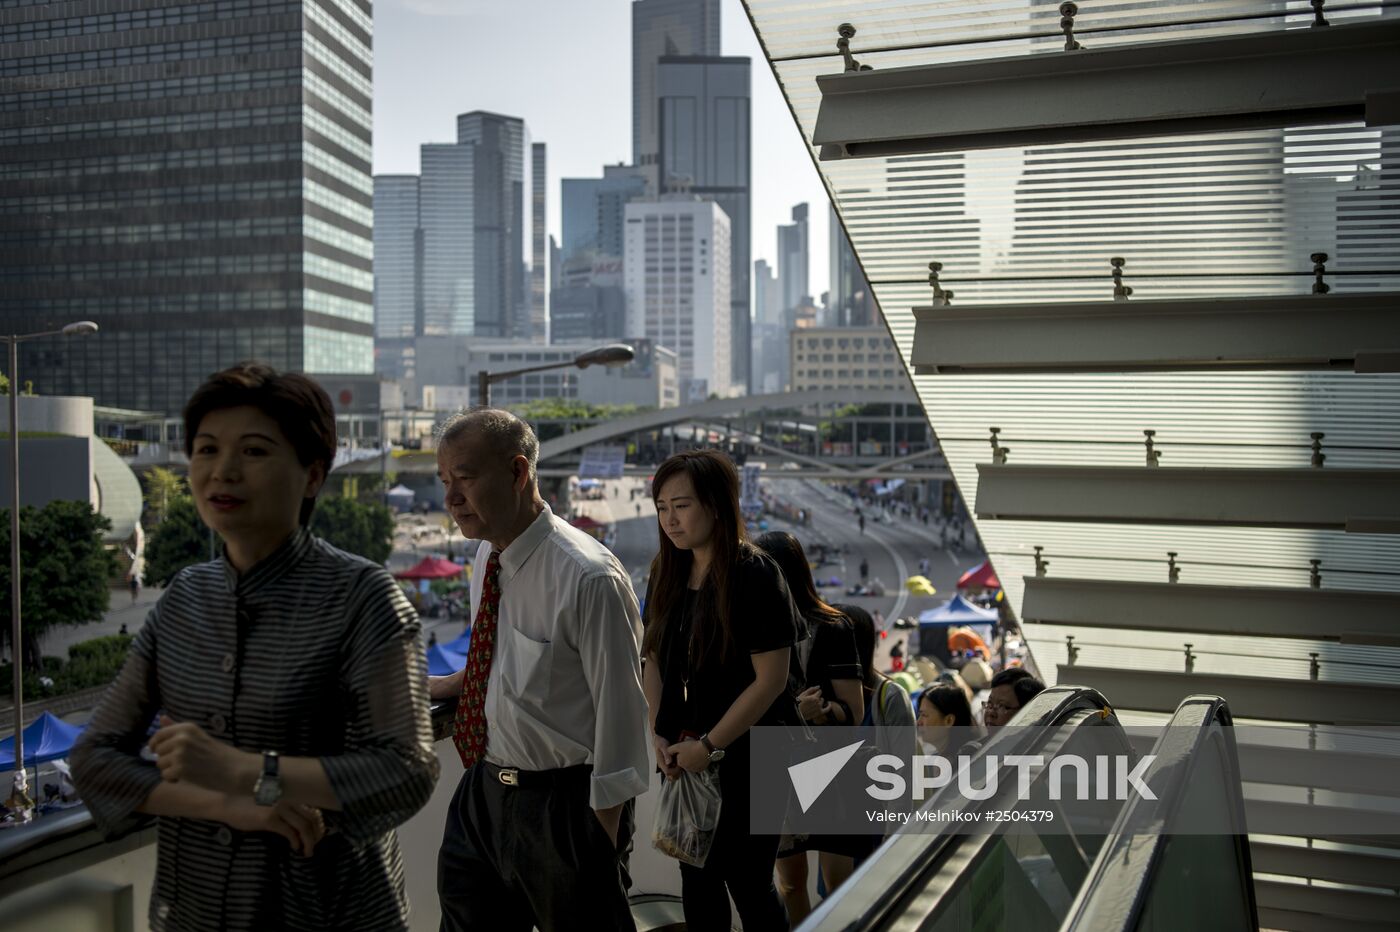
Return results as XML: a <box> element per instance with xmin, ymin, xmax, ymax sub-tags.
<box><xmin>829</xmin><ymin>204</ymin><xmax>878</xmax><ymax>328</ymax></box>
<box><xmin>631</xmin><ymin>0</ymin><xmax>721</xmax><ymax>190</ymax></box>
<box><xmin>624</xmin><ymin>198</ymin><xmax>732</xmax><ymax>402</ymax></box>
<box><xmin>411</xmin><ymin>112</ymin><xmax>538</xmax><ymax>343</ymax></box>
<box><xmin>0</xmin><ymin>0</ymin><xmax>375</xmax><ymax>414</ymax></box>
<box><xmin>657</xmin><ymin>55</ymin><xmax>751</xmax><ymax>392</ymax></box>
<box><xmin>373</xmin><ymin>176</ymin><xmax>422</xmax><ymax>340</ymax></box>
<box><xmin>560</xmin><ymin>167</ymin><xmax>648</xmax><ymax>263</ymax></box>
<box><xmin>419</xmin><ymin>143</ymin><xmax>476</xmax><ymax>336</ymax></box>
<box><xmin>457</xmin><ymin>111</ymin><xmax>530</xmax><ymax>340</ymax></box>
<box><xmin>778</xmin><ymin>203</ymin><xmax>810</xmax><ymax>315</ymax></box>
<box><xmin>753</xmin><ymin>258</ymin><xmax>786</xmax><ymax>394</ymax></box>
<box><xmin>754</xmin><ymin>259</ymin><xmax>780</xmax><ymax>328</ymax></box>
<box><xmin>531</xmin><ymin>142</ymin><xmax>548</xmax><ymax>341</ymax></box>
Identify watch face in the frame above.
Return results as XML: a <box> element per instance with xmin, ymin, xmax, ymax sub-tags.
<box><xmin>709</xmin><ymin>748</ymin><xmax>726</xmax><ymax>764</ymax></box>
<box><xmin>254</xmin><ymin>775</ymin><xmax>283</xmax><ymax>806</ymax></box>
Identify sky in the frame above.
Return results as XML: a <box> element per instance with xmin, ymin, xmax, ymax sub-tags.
<box><xmin>371</xmin><ymin>0</ymin><xmax>833</xmax><ymax>300</ymax></box>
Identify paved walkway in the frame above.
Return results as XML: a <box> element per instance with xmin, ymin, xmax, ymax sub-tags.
<box><xmin>34</xmin><ymin>584</ymin><xmax>162</xmax><ymax>661</ymax></box>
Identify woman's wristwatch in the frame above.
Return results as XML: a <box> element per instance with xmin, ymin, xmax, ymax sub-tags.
<box><xmin>699</xmin><ymin>733</ymin><xmax>726</xmax><ymax>764</ymax></box>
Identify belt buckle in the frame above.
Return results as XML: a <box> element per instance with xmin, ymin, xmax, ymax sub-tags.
<box><xmin>497</xmin><ymin>767</ymin><xmax>519</xmax><ymax>787</ymax></box>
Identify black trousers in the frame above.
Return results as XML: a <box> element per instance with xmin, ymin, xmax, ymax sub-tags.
<box><xmin>437</xmin><ymin>762</ymin><xmax>636</xmax><ymax>932</ymax></box>
<box><xmin>676</xmin><ymin>756</ymin><xmax>788</xmax><ymax>932</ymax></box>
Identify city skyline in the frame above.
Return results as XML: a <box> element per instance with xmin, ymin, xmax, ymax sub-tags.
<box><xmin>370</xmin><ymin>0</ymin><xmax>833</xmax><ymax>292</ymax></box>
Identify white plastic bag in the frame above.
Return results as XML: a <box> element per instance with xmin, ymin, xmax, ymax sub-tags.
<box><xmin>652</xmin><ymin>767</ymin><xmax>723</xmax><ymax>868</ymax></box>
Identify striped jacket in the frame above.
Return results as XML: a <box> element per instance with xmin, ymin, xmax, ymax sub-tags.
<box><xmin>72</xmin><ymin>528</ymin><xmax>439</xmax><ymax>931</ymax></box>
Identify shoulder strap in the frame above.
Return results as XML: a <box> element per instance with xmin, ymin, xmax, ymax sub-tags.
<box><xmin>875</xmin><ymin>679</ymin><xmax>890</xmax><ymax>722</ymax></box>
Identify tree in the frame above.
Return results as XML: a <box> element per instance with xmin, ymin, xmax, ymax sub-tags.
<box><xmin>0</xmin><ymin>500</ymin><xmax>115</xmax><ymax>671</ymax></box>
<box><xmin>310</xmin><ymin>497</ymin><xmax>393</xmax><ymax>565</ymax></box>
<box><xmin>142</xmin><ymin>494</ymin><xmax>212</xmax><ymax>588</ymax></box>
<box><xmin>142</xmin><ymin>466</ymin><xmax>187</xmax><ymax>526</ymax></box>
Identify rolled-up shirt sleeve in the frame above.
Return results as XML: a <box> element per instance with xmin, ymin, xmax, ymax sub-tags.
<box><xmin>320</xmin><ymin>568</ymin><xmax>440</xmax><ymax>843</ymax></box>
<box><xmin>70</xmin><ymin>603</ymin><xmax>165</xmax><ymax>839</ymax></box>
<box><xmin>576</xmin><ymin>571</ymin><xmax>651</xmax><ymax>810</ymax></box>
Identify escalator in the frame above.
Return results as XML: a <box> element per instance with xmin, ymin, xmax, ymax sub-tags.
<box><xmin>799</xmin><ymin>688</ymin><xmax>1258</xmax><ymax>932</ymax></box>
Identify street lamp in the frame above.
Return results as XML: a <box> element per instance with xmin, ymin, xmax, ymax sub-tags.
<box><xmin>476</xmin><ymin>343</ymin><xmax>635</xmax><ymax>407</ymax></box>
<box><xmin>5</xmin><ymin>320</ymin><xmax>98</xmax><ymax>814</ymax></box>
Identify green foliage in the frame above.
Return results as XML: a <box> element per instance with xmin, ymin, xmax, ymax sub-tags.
<box><xmin>141</xmin><ymin>466</ymin><xmax>187</xmax><ymax>526</ymax></box>
<box><xmin>68</xmin><ymin>633</ymin><xmax>134</xmax><ymax>664</ymax></box>
<box><xmin>310</xmin><ymin>496</ymin><xmax>393</xmax><ymax>565</ymax></box>
<box><xmin>819</xmin><ymin>403</ymin><xmax>894</xmax><ymax>441</ymax></box>
<box><xmin>0</xmin><ymin>500</ymin><xmax>115</xmax><ymax>671</ymax></box>
<box><xmin>1</xmin><ymin>634</ymin><xmax>134</xmax><ymax>700</ymax></box>
<box><xmin>511</xmin><ymin>400</ymin><xmax>653</xmax><ymax>443</ymax></box>
<box><xmin>142</xmin><ymin>494</ymin><xmax>212</xmax><ymax>588</ymax></box>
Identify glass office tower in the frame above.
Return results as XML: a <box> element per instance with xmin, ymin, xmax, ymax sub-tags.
<box><xmin>0</xmin><ymin>0</ymin><xmax>375</xmax><ymax>414</ymax></box>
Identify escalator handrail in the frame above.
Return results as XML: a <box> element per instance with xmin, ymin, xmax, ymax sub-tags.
<box><xmin>801</xmin><ymin>685</ymin><xmax>1124</xmax><ymax>930</ymax></box>
<box><xmin>1058</xmin><ymin>695</ymin><xmax>1259</xmax><ymax>932</ymax></box>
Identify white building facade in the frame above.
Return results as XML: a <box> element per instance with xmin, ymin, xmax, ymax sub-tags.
<box><xmin>624</xmin><ymin>197</ymin><xmax>732</xmax><ymax>402</ymax></box>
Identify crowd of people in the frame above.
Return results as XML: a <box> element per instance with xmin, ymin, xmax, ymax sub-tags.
<box><xmin>64</xmin><ymin>362</ymin><xmax>1043</xmax><ymax>932</ymax></box>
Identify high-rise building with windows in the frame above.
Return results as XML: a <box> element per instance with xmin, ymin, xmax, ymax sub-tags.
<box><xmin>631</xmin><ymin>0</ymin><xmax>721</xmax><ymax>191</ymax></box>
<box><xmin>0</xmin><ymin>0</ymin><xmax>375</xmax><ymax>414</ymax></box>
<box><xmin>829</xmin><ymin>204</ymin><xmax>877</xmax><ymax>328</ymax></box>
<box><xmin>419</xmin><ymin>142</ymin><xmax>475</xmax><ymax>337</ymax></box>
<box><xmin>753</xmin><ymin>258</ymin><xmax>786</xmax><ymax>394</ymax></box>
<box><xmin>456</xmin><ymin>111</ymin><xmax>531</xmax><ymax>340</ymax></box>
<box><xmin>777</xmin><ymin>203</ymin><xmax>810</xmax><ymax>315</ymax></box>
<box><xmin>624</xmin><ymin>198</ymin><xmax>731</xmax><ymax>402</ymax></box>
<box><xmin>373</xmin><ymin>176</ymin><xmax>421</xmax><ymax>340</ymax></box>
<box><xmin>657</xmin><ymin>55</ymin><xmax>751</xmax><ymax>392</ymax></box>
<box><xmin>560</xmin><ymin>166</ymin><xmax>648</xmax><ymax>264</ymax></box>
<box><xmin>530</xmin><ymin>142</ymin><xmax>548</xmax><ymax>341</ymax></box>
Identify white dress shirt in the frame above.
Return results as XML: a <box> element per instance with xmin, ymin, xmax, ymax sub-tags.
<box><xmin>471</xmin><ymin>505</ymin><xmax>651</xmax><ymax>809</ymax></box>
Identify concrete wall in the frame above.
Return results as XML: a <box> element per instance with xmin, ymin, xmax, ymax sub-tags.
<box><xmin>0</xmin><ymin>436</ymin><xmax>94</xmax><ymax>510</ymax></box>
<box><xmin>0</xmin><ymin>395</ymin><xmax>94</xmax><ymax>438</ymax></box>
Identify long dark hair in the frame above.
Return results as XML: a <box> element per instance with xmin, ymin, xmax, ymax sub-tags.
<box><xmin>642</xmin><ymin>450</ymin><xmax>749</xmax><ymax>667</ymax></box>
<box><xmin>754</xmin><ymin>531</ymin><xmax>845</xmax><ymax>629</ymax></box>
<box><xmin>837</xmin><ymin>603</ymin><xmax>881</xmax><ymax>690</ymax></box>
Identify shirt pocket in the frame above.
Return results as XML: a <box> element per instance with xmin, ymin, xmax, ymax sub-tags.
<box><xmin>498</xmin><ymin>621</ymin><xmax>552</xmax><ymax>697</ymax></box>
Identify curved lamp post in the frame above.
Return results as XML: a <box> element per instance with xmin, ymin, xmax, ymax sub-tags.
<box><xmin>475</xmin><ymin>343</ymin><xmax>635</xmax><ymax>407</ymax></box>
<box><xmin>6</xmin><ymin>320</ymin><xmax>98</xmax><ymax>813</ymax></box>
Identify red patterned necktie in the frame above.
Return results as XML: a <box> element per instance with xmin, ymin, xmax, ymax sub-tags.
<box><xmin>453</xmin><ymin>551</ymin><xmax>502</xmax><ymax>768</ymax></box>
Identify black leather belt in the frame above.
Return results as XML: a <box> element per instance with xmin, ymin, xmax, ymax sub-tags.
<box><xmin>483</xmin><ymin>761</ymin><xmax>591</xmax><ymax>788</ymax></box>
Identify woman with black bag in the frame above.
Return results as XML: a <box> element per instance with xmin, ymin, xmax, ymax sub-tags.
<box><xmin>755</xmin><ymin>532</ymin><xmax>865</xmax><ymax>925</ymax></box>
<box><xmin>642</xmin><ymin>450</ymin><xmax>802</xmax><ymax>931</ymax></box>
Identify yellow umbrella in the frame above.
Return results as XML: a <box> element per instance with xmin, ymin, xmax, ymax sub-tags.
<box><xmin>904</xmin><ymin>575</ymin><xmax>937</xmax><ymax>595</ymax></box>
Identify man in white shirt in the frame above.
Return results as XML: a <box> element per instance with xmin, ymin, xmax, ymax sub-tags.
<box><xmin>429</xmin><ymin>408</ymin><xmax>650</xmax><ymax>932</ymax></box>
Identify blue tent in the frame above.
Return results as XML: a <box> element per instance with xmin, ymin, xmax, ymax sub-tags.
<box><xmin>917</xmin><ymin>594</ymin><xmax>998</xmax><ymax>627</ymax></box>
<box><xmin>0</xmin><ymin>711</ymin><xmax>86</xmax><ymax>769</ymax></box>
<box><xmin>425</xmin><ymin>642</ymin><xmax>467</xmax><ymax>676</ymax></box>
<box><xmin>917</xmin><ymin>595</ymin><xmax>997</xmax><ymax>664</ymax></box>
<box><xmin>443</xmin><ymin>630</ymin><xmax>472</xmax><ymax>655</ymax></box>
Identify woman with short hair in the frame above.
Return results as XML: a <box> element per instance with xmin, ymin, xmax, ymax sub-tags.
<box><xmin>72</xmin><ymin>363</ymin><xmax>439</xmax><ymax>931</ymax></box>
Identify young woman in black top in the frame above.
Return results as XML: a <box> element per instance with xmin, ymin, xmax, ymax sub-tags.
<box><xmin>643</xmin><ymin>450</ymin><xmax>800</xmax><ymax>931</ymax></box>
<box><xmin>755</xmin><ymin>531</ymin><xmax>864</xmax><ymax>924</ymax></box>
